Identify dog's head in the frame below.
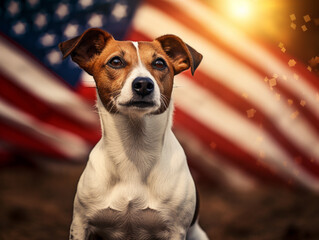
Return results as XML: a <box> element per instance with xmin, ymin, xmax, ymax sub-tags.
<box><xmin>59</xmin><ymin>28</ymin><xmax>202</xmax><ymax>116</ymax></box>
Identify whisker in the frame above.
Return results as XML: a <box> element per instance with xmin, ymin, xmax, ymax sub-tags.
<box><xmin>160</xmin><ymin>94</ymin><xmax>169</xmax><ymax>109</ymax></box>
<box><xmin>161</xmin><ymin>93</ymin><xmax>169</xmax><ymax>103</ymax></box>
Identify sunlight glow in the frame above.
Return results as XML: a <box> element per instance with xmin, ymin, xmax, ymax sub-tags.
<box><xmin>229</xmin><ymin>0</ymin><xmax>253</xmax><ymax>20</ymax></box>
<box><xmin>212</xmin><ymin>0</ymin><xmax>291</xmax><ymax>43</ymax></box>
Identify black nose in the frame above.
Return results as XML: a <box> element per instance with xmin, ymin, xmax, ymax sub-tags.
<box><xmin>132</xmin><ymin>77</ymin><xmax>154</xmax><ymax>97</ymax></box>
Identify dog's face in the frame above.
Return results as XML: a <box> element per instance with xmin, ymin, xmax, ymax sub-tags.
<box><xmin>59</xmin><ymin>28</ymin><xmax>202</xmax><ymax>116</ymax></box>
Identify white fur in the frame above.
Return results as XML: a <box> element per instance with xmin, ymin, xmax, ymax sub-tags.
<box><xmin>69</xmin><ymin>42</ymin><xmax>209</xmax><ymax>240</ymax></box>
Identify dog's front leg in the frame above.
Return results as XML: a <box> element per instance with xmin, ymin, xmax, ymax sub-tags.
<box><xmin>69</xmin><ymin>217</ymin><xmax>87</xmax><ymax>240</ymax></box>
<box><xmin>69</xmin><ymin>211</ymin><xmax>88</xmax><ymax>240</ymax></box>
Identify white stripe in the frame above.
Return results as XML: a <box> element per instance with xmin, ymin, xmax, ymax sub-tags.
<box><xmin>81</xmin><ymin>70</ymin><xmax>96</xmax><ymax>87</ymax></box>
<box><xmin>131</xmin><ymin>41</ymin><xmax>143</xmax><ymax>67</ymax></box>
<box><xmin>0</xmin><ymin>97</ymin><xmax>90</xmax><ymax>160</ymax></box>
<box><xmin>133</xmin><ymin>4</ymin><xmax>319</xmax><ymax>163</ymax></box>
<box><xmin>170</xmin><ymin>0</ymin><xmax>319</xmax><ymax>119</ymax></box>
<box><xmin>174</xmin><ymin>75</ymin><xmax>319</xmax><ymax>191</ymax></box>
<box><xmin>131</xmin><ymin>42</ymin><xmax>139</xmax><ymax>55</ymax></box>
<box><xmin>0</xmin><ymin>36</ymin><xmax>98</xmax><ymax>126</ymax></box>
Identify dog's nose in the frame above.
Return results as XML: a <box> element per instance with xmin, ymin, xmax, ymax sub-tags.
<box><xmin>132</xmin><ymin>77</ymin><xmax>154</xmax><ymax>97</ymax></box>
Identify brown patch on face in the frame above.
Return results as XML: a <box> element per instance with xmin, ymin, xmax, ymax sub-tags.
<box><xmin>137</xmin><ymin>41</ymin><xmax>175</xmax><ymax>114</ymax></box>
<box><xmin>90</xmin><ymin>40</ymin><xmax>139</xmax><ymax>113</ymax></box>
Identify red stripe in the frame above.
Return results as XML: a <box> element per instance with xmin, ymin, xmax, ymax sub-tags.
<box><xmin>185</xmin><ymin>155</ymin><xmax>219</xmax><ymax>184</ymax></box>
<box><xmin>272</xmin><ymin>79</ymin><xmax>319</xmax><ymax>133</ymax></box>
<box><xmin>173</xmin><ymin>108</ymin><xmax>289</xmax><ymax>184</ymax></box>
<box><xmin>178</xmin><ymin>128</ymin><xmax>293</xmax><ymax>188</ymax></box>
<box><xmin>0</xmin><ymin>147</ymin><xmax>12</xmax><ymax>165</ymax></box>
<box><xmin>0</xmin><ymin>72</ymin><xmax>100</xmax><ymax>144</ymax></box>
<box><xmin>0</xmin><ymin>116</ymin><xmax>66</xmax><ymax>158</ymax></box>
<box><xmin>76</xmin><ymin>81</ymin><xmax>98</xmax><ymax>104</ymax></box>
<box><xmin>126</xmin><ymin>30</ymin><xmax>319</xmax><ymax>179</ymax></box>
<box><xmin>174</xmin><ymin>128</ymin><xmax>253</xmax><ymax>185</ymax></box>
<box><xmin>144</xmin><ymin>0</ymin><xmax>319</xmax><ymax>131</ymax></box>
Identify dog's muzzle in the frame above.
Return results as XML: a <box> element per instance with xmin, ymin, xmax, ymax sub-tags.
<box><xmin>117</xmin><ymin>76</ymin><xmax>160</xmax><ymax>114</ymax></box>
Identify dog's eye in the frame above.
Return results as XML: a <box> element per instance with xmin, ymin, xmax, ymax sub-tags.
<box><xmin>107</xmin><ymin>56</ymin><xmax>125</xmax><ymax>69</ymax></box>
<box><xmin>152</xmin><ymin>58</ymin><xmax>167</xmax><ymax>70</ymax></box>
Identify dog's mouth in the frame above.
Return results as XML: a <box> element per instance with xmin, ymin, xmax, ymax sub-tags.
<box><xmin>119</xmin><ymin>101</ymin><xmax>156</xmax><ymax>109</ymax></box>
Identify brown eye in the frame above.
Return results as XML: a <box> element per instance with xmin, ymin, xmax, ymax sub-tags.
<box><xmin>107</xmin><ymin>56</ymin><xmax>125</xmax><ymax>69</ymax></box>
<box><xmin>152</xmin><ymin>58</ymin><xmax>167</xmax><ymax>70</ymax></box>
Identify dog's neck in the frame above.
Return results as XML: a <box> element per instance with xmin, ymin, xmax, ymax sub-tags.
<box><xmin>96</xmin><ymin>96</ymin><xmax>174</xmax><ymax>179</ymax></box>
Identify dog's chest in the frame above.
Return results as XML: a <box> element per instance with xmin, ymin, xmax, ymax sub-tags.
<box><xmin>80</xmin><ymin>121</ymin><xmax>194</xmax><ymax>239</ymax></box>
<box><xmin>88</xmin><ymin>202</ymin><xmax>171</xmax><ymax>240</ymax></box>
<box><xmin>82</xmin><ymin>164</ymin><xmax>192</xmax><ymax>240</ymax></box>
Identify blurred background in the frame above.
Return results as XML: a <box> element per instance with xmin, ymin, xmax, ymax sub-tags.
<box><xmin>0</xmin><ymin>0</ymin><xmax>319</xmax><ymax>239</ymax></box>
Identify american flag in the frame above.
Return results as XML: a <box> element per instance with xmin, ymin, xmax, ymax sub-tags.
<box><xmin>0</xmin><ymin>0</ymin><xmax>140</xmax><ymax>161</ymax></box>
<box><xmin>1</xmin><ymin>0</ymin><xmax>319</xmax><ymax>191</ymax></box>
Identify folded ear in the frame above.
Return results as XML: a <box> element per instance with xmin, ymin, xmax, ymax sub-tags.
<box><xmin>156</xmin><ymin>35</ymin><xmax>203</xmax><ymax>75</ymax></box>
<box><xmin>58</xmin><ymin>28</ymin><xmax>113</xmax><ymax>75</ymax></box>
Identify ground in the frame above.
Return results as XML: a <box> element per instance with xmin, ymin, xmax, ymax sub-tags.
<box><xmin>0</xmin><ymin>161</ymin><xmax>319</xmax><ymax>240</ymax></box>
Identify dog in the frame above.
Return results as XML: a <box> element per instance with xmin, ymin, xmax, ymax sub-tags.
<box><xmin>59</xmin><ymin>28</ymin><xmax>209</xmax><ymax>240</ymax></box>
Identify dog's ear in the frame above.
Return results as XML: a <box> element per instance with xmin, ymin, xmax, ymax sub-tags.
<box><xmin>58</xmin><ymin>28</ymin><xmax>113</xmax><ymax>75</ymax></box>
<box><xmin>156</xmin><ymin>35</ymin><xmax>202</xmax><ymax>75</ymax></box>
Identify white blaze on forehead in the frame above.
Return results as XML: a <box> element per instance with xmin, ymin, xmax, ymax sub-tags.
<box><xmin>115</xmin><ymin>41</ymin><xmax>161</xmax><ymax>112</ymax></box>
<box><xmin>129</xmin><ymin>41</ymin><xmax>153</xmax><ymax>77</ymax></box>
<box><xmin>132</xmin><ymin>41</ymin><xmax>142</xmax><ymax>66</ymax></box>
<box><xmin>132</xmin><ymin>41</ymin><xmax>139</xmax><ymax>52</ymax></box>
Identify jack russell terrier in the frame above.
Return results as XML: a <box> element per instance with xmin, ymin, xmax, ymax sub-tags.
<box><xmin>59</xmin><ymin>28</ymin><xmax>209</xmax><ymax>240</ymax></box>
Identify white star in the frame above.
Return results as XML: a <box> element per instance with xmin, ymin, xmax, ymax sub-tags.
<box><xmin>27</xmin><ymin>0</ymin><xmax>39</xmax><ymax>7</ymax></box>
<box><xmin>12</xmin><ymin>21</ymin><xmax>26</xmax><ymax>35</ymax></box>
<box><xmin>88</xmin><ymin>14</ymin><xmax>103</xmax><ymax>28</ymax></box>
<box><xmin>8</xmin><ymin>1</ymin><xmax>20</xmax><ymax>16</ymax></box>
<box><xmin>112</xmin><ymin>3</ymin><xmax>128</xmax><ymax>21</ymax></box>
<box><xmin>55</xmin><ymin>3</ymin><xmax>69</xmax><ymax>19</ymax></box>
<box><xmin>40</xmin><ymin>33</ymin><xmax>56</xmax><ymax>46</ymax></box>
<box><xmin>47</xmin><ymin>49</ymin><xmax>61</xmax><ymax>65</ymax></box>
<box><xmin>34</xmin><ymin>13</ymin><xmax>47</xmax><ymax>29</ymax></box>
<box><xmin>64</xmin><ymin>24</ymin><xmax>79</xmax><ymax>38</ymax></box>
<box><xmin>79</xmin><ymin>0</ymin><xmax>93</xmax><ymax>9</ymax></box>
